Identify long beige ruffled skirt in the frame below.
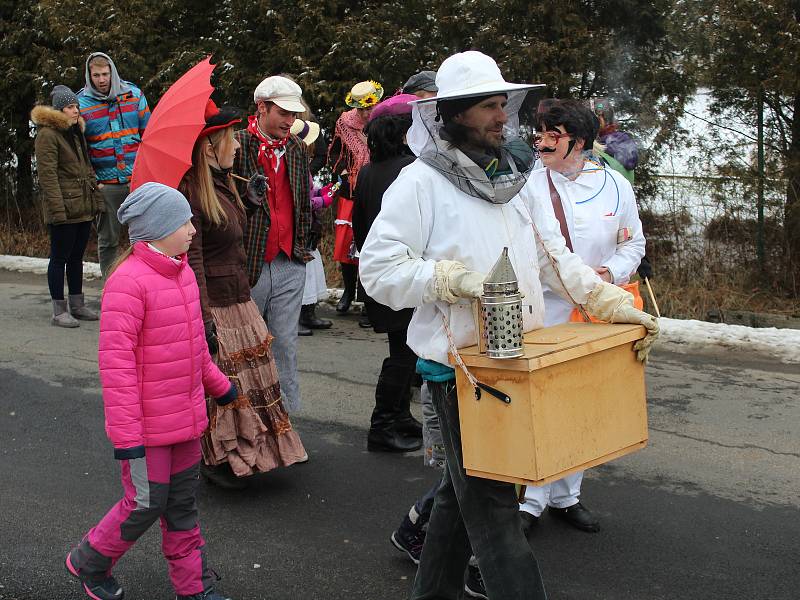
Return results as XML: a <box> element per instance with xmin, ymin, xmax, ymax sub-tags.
<box><xmin>201</xmin><ymin>299</ymin><xmax>307</xmax><ymax>476</ymax></box>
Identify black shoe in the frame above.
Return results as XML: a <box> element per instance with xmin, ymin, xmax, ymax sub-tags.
<box><xmin>358</xmin><ymin>313</ymin><xmax>372</xmax><ymax>328</ymax></box>
<box><xmin>395</xmin><ymin>414</ymin><xmax>423</xmax><ymax>438</ymax></box>
<box><xmin>66</xmin><ymin>551</ymin><xmax>125</xmax><ymax>600</ymax></box>
<box><xmin>336</xmin><ymin>290</ymin><xmax>353</xmax><ymax>313</ymax></box>
<box><xmin>548</xmin><ymin>502</ymin><xmax>600</xmax><ymax>532</ymax></box>
<box><xmin>300</xmin><ymin>304</ymin><xmax>332</xmax><ymax>329</ymax></box>
<box><xmin>297</xmin><ymin>320</ymin><xmax>313</xmax><ymax>336</ymax></box>
<box><xmin>176</xmin><ymin>590</ymin><xmax>232</xmax><ymax>600</ymax></box>
<box><xmin>520</xmin><ymin>511</ymin><xmax>540</xmax><ymax>535</ymax></box>
<box><xmin>367</xmin><ymin>428</ymin><xmax>422</xmax><ymax>453</ymax></box>
<box><xmin>200</xmin><ymin>462</ymin><xmax>248</xmax><ymax>490</ymax></box>
<box><xmin>464</xmin><ymin>564</ymin><xmax>487</xmax><ymax>599</ymax></box>
<box><xmin>390</xmin><ymin>522</ymin><xmax>426</xmax><ymax>565</ymax></box>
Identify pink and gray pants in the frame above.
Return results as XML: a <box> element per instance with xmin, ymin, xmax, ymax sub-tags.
<box><xmin>69</xmin><ymin>439</ymin><xmax>213</xmax><ymax>596</ymax></box>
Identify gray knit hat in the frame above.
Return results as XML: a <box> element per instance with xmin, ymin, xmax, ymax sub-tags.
<box><xmin>51</xmin><ymin>85</ymin><xmax>79</xmax><ymax>111</ymax></box>
<box><xmin>117</xmin><ymin>182</ymin><xmax>193</xmax><ymax>244</ymax></box>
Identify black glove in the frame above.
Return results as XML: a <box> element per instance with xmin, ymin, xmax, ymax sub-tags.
<box><xmin>204</xmin><ymin>320</ymin><xmax>219</xmax><ymax>355</ymax></box>
<box><xmin>245</xmin><ymin>173</ymin><xmax>268</xmax><ymax>205</ymax></box>
<box><xmin>637</xmin><ymin>256</ymin><xmax>653</xmax><ymax>280</ymax></box>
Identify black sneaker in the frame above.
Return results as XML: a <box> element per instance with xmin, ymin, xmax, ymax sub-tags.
<box><xmin>390</xmin><ymin>525</ymin><xmax>426</xmax><ymax>565</ymax></box>
<box><xmin>65</xmin><ymin>551</ymin><xmax>124</xmax><ymax>600</ymax></box>
<box><xmin>176</xmin><ymin>590</ymin><xmax>232</xmax><ymax>600</ymax></box>
<box><xmin>464</xmin><ymin>563</ymin><xmax>487</xmax><ymax>599</ymax></box>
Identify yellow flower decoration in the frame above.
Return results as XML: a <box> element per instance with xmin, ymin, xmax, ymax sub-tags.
<box><xmin>345</xmin><ymin>93</ymin><xmax>353</xmax><ymax>106</ymax></box>
<box><xmin>369</xmin><ymin>80</ymin><xmax>384</xmax><ymax>96</ymax></box>
<box><xmin>362</xmin><ymin>93</ymin><xmax>379</xmax><ymax>107</ymax></box>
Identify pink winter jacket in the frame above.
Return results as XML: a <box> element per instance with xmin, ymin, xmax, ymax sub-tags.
<box><xmin>98</xmin><ymin>242</ymin><xmax>233</xmax><ymax>457</ymax></box>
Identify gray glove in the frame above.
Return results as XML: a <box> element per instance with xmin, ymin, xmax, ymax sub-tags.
<box><xmin>433</xmin><ymin>260</ymin><xmax>485</xmax><ymax>304</ymax></box>
<box><xmin>585</xmin><ymin>282</ymin><xmax>660</xmax><ymax>362</ymax></box>
<box><xmin>245</xmin><ymin>174</ymin><xmax>268</xmax><ymax>205</ymax></box>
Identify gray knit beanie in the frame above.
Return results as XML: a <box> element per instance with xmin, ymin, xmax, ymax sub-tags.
<box><xmin>51</xmin><ymin>85</ymin><xmax>79</xmax><ymax>111</ymax></box>
<box><xmin>117</xmin><ymin>182</ymin><xmax>193</xmax><ymax>244</ymax></box>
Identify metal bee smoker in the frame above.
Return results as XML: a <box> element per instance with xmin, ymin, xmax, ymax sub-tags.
<box><xmin>480</xmin><ymin>247</ymin><xmax>524</xmax><ymax>359</ymax></box>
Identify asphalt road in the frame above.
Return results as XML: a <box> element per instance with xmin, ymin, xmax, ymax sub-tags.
<box><xmin>1</xmin><ymin>269</ymin><xmax>798</xmax><ymax>600</ymax></box>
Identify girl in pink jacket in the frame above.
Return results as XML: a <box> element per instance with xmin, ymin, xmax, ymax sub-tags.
<box><xmin>65</xmin><ymin>183</ymin><xmax>236</xmax><ymax>600</ymax></box>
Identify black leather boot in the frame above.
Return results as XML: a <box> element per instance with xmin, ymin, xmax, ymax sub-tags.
<box><xmin>368</xmin><ymin>366</ymin><xmax>422</xmax><ymax>453</ymax></box>
<box><xmin>337</xmin><ymin>263</ymin><xmax>357</xmax><ymax>313</ymax></box>
<box><xmin>395</xmin><ymin>385</ymin><xmax>423</xmax><ymax>438</ymax></box>
<box><xmin>300</xmin><ymin>304</ymin><xmax>332</xmax><ymax>329</ymax></box>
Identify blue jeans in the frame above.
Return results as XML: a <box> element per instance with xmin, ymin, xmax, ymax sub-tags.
<box><xmin>411</xmin><ymin>381</ymin><xmax>548</xmax><ymax>600</ymax></box>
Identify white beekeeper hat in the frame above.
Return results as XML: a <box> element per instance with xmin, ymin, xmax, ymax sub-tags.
<box><xmin>407</xmin><ymin>51</ymin><xmax>543</xmax><ymax>157</ymax></box>
<box><xmin>253</xmin><ymin>76</ymin><xmax>306</xmax><ymax>113</ymax></box>
<box><xmin>413</xmin><ymin>51</ymin><xmax>542</xmax><ymax>105</ymax></box>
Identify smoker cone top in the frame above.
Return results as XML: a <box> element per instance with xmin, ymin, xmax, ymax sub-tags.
<box><xmin>483</xmin><ymin>247</ymin><xmax>519</xmax><ymax>296</ymax></box>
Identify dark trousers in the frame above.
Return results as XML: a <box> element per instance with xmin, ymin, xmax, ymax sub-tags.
<box><xmin>370</xmin><ymin>328</ymin><xmax>417</xmax><ymax>431</ymax></box>
<box><xmin>48</xmin><ymin>221</ymin><xmax>91</xmax><ymax>300</ymax></box>
<box><xmin>411</xmin><ymin>381</ymin><xmax>548</xmax><ymax>600</ymax></box>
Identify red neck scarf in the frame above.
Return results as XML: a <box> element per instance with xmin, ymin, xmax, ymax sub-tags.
<box><xmin>247</xmin><ymin>115</ymin><xmax>289</xmax><ymax>173</ymax></box>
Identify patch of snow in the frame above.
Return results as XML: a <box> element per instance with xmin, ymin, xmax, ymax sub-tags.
<box><xmin>658</xmin><ymin>317</ymin><xmax>800</xmax><ymax>364</ymax></box>
<box><xmin>0</xmin><ymin>255</ymin><xmax>102</xmax><ymax>280</ymax></box>
<box><xmin>1</xmin><ymin>256</ymin><xmax>796</xmax><ymax>363</ymax></box>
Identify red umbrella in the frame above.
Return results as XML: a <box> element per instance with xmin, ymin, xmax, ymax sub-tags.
<box><xmin>130</xmin><ymin>56</ymin><xmax>215</xmax><ymax>192</ymax></box>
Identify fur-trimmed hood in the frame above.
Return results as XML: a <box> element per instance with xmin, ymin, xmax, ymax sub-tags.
<box><xmin>30</xmin><ymin>105</ymin><xmax>86</xmax><ymax>132</ymax></box>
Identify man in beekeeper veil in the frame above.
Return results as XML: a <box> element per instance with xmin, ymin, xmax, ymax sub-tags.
<box><xmin>359</xmin><ymin>51</ymin><xmax>659</xmax><ymax>600</ymax></box>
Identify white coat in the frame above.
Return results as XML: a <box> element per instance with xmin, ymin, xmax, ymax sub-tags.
<box><xmin>526</xmin><ymin>163</ymin><xmax>645</xmax><ymax>326</ymax></box>
<box><xmin>358</xmin><ymin>160</ymin><xmax>602</xmax><ymax>366</ymax></box>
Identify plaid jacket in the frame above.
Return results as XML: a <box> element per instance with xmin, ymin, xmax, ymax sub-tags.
<box><xmin>234</xmin><ymin>129</ymin><xmax>313</xmax><ymax>287</ymax></box>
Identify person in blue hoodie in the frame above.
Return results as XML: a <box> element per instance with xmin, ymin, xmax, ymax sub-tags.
<box><xmin>77</xmin><ymin>52</ymin><xmax>151</xmax><ymax>277</ymax></box>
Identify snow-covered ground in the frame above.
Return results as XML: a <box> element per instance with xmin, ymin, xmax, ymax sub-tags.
<box><xmin>2</xmin><ymin>254</ymin><xmax>797</xmax><ymax>364</ymax></box>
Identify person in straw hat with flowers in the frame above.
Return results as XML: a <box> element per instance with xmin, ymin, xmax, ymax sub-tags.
<box><xmin>327</xmin><ymin>80</ymin><xmax>383</xmax><ymax>321</ymax></box>
<box><xmin>359</xmin><ymin>51</ymin><xmax>659</xmax><ymax>600</ymax></box>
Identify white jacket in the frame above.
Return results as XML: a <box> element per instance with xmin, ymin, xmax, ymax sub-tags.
<box><xmin>359</xmin><ymin>160</ymin><xmax>602</xmax><ymax>365</ymax></box>
<box><xmin>526</xmin><ymin>164</ymin><xmax>646</xmax><ymax>326</ymax></box>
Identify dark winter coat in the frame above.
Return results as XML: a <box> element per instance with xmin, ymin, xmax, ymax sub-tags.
<box><xmin>184</xmin><ymin>170</ymin><xmax>251</xmax><ymax>324</ymax></box>
<box><xmin>352</xmin><ymin>154</ymin><xmax>416</xmax><ymax>333</ymax></box>
<box><xmin>31</xmin><ymin>105</ymin><xmax>104</xmax><ymax>225</ymax></box>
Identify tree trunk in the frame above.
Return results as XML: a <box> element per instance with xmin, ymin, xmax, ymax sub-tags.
<box><xmin>13</xmin><ymin>93</ymin><xmax>35</xmax><ymax>212</ymax></box>
<box><xmin>784</xmin><ymin>91</ymin><xmax>800</xmax><ymax>293</ymax></box>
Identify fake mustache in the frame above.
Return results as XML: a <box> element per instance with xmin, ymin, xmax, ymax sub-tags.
<box><xmin>538</xmin><ymin>147</ymin><xmax>557</xmax><ymax>153</ymax></box>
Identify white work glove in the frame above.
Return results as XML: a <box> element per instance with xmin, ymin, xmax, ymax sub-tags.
<box><xmin>585</xmin><ymin>282</ymin><xmax>660</xmax><ymax>362</ymax></box>
<box><xmin>433</xmin><ymin>260</ymin><xmax>485</xmax><ymax>304</ymax></box>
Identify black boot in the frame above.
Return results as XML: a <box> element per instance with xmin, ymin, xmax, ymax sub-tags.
<box><xmin>200</xmin><ymin>462</ymin><xmax>248</xmax><ymax>489</ymax></box>
<box><xmin>368</xmin><ymin>426</ymin><xmax>422</xmax><ymax>453</ymax></box>
<box><xmin>297</xmin><ymin>319</ymin><xmax>313</xmax><ymax>336</ymax></box>
<box><xmin>300</xmin><ymin>304</ymin><xmax>332</xmax><ymax>329</ymax></box>
<box><xmin>358</xmin><ymin>306</ymin><xmax>372</xmax><ymax>328</ymax></box>
<box><xmin>395</xmin><ymin>384</ymin><xmax>423</xmax><ymax>438</ymax></box>
<box><xmin>337</xmin><ymin>263</ymin><xmax>357</xmax><ymax>313</ymax></box>
<box><xmin>368</xmin><ymin>359</ymin><xmax>422</xmax><ymax>453</ymax></box>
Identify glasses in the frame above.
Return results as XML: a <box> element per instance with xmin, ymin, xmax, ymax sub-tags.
<box><xmin>533</xmin><ymin>131</ymin><xmax>573</xmax><ymax>145</ymax></box>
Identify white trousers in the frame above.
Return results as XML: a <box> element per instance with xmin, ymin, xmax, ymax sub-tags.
<box><xmin>519</xmin><ymin>471</ymin><xmax>584</xmax><ymax>517</ymax></box>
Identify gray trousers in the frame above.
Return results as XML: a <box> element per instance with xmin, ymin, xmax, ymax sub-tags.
<box><xmin>251</xmin><ymin>252</ymin><xmax>306</xmax><ymax>413</ymax></box>
<box><xmin>96</xmin><ymin>183</ymin><xmax>130</xmax><ymax>278</ymax></box>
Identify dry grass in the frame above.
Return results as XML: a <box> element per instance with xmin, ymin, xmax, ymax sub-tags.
<box><xmin>640</xmin><ymin>268</ymin><xmax>799</xmax><ymax>320</ymax></box>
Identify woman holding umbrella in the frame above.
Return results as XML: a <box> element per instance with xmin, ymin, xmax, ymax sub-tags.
<box><xmin>181</xmin><ymin>99</ymin><xmax>307</xmax><ymax>489</ymax></box>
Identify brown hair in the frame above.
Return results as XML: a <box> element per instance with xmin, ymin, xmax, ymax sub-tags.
<box><xmin>105</xmin><ymin>245</ymin><xmax>134</xmax><ymax>279</ymax></box>
<box><xmin>182</xmin><ymin>127</ymin><xmax>243</xmax><ymax>227</ymax></box>
<box><xmin>88</xmin><ymin>55</ymin><xmax>111</xmax><ymax>70</ymax></box>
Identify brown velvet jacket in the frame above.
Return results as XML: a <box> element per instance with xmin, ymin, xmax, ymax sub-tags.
<box><xmin>184</xmin><ymin>170</ymin><xmax>251</xmax><ymax>324</ymax></box>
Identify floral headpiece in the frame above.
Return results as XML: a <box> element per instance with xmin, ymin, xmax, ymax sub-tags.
<box><xmin>345</xmin><ymin>80</ymin><xmax>384</xmax><ymax>109</ymax></box>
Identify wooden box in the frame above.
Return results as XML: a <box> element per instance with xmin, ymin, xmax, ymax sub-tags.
<box><xmin>449</xmin><ymin>322</ymin><xmax>648</xmax><ymax>486</ymax></box>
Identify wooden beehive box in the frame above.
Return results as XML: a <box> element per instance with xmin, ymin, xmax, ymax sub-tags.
<box><xmin>450</xmin><ymin>322</ymin><xmax>648</xmax><ymax>486</ymax></box>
